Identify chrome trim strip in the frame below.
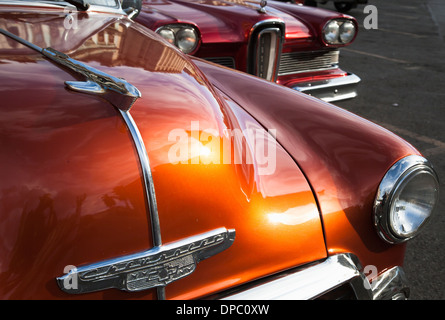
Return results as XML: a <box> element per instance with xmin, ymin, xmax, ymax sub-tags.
<box><xmin>119</xmin><ymin>111</ymin><xmax>162</xmax><ymax>248</ymax></box>
<box><xmin>0</xmin><ymin>27</ymin><xmax>42</xmax><ymax>52</ymax></box>
<box><xmin>88</xmin><ymin>4</ymin><xmax>124</xmax><ymax>14</ymax></box>
<box><xmin>221</xmin><ymin>254</ymin><xmax>373</xmax><ymax>300</ymax></box>
<box><xmin>249</xmin><ymin>19</ymin><xmax>285</xmax><ymax>38</ymax></box>
<box><xmin>292</xmin><ymin>73</ymin><xmax>360</xmax><ymax>102</ymax></box>
<box><xmin>57</xmin><ymin>228</ymin><xmax>236</xmax><ymax>295</ymax></box>
<box><xmin>220</xmin><ymin>253</ymin><xmax>410</xmax><ymax>300</ymax></box>
<box><xmin>117</xmin><ymin>111</ymin><xmax>237</xmax><ymax>299</ymax></box>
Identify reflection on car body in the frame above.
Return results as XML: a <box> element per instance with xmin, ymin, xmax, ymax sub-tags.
<box><xmin>0</xmin><ymin>0</ymin><xmax>439</xmax><ymax>300</ymax></box>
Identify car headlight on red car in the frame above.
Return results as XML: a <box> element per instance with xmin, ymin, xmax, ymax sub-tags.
<box><xmin>156</xmin><ymin>24</ymin><xmax>199</xmax><ymax>54</ymax></box>
<box><xmin>373</xmin><ymin>155</ymin><xmax>440</xmax><ymax>244</ymax></box>
<box><xmin>339</xmin><ymin>21</ymin><xmax>356</xmax><ymax>43</ymax></box>
<box><xmin>157</xmin><ymin>27</ymin><xmax>176</xmax><ymax>45</ymax></box>
<box><xmin>322</xmin><ymin>19</ymin><xmax>356</xmax><ymax>45</ymax></box>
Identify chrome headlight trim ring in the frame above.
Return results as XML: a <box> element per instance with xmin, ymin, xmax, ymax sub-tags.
<box><xmin>156</xmin><ymin>27</ymin><xmax>176</xmax><ymax>46</ymax></box>
<box><xmin>339</xmin><ymin>20</ymin><xmax>356</xmax><ymax>44</ymax></box>
<box><xmin>322</xmin><ymin>19</ymin><xmax>356</xmax><ymax>45</ymax></box>
<box><xmin>373</xmin><ymin>155</ymin><xmax>440</xmax><ymax>244</ymax></box>
<box><xmin>155</xmin><ymin>24</ymin><xmax>200</xmax><ymax>54</ymax></box>
<box><xmin>176</xmin><ymin>27</ymin><xmax>198</xmax><ymax>54</ymax></box>
<box><xmin>322</xmin><ymin>20</ymin><xmax>340</xmax><ymax>45</ymax></box>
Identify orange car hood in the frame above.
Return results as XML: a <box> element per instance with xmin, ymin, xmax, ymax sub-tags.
<box><xmin>0</xmin><ymin>7</ymin><xmax>327</xmax><ymax>299</ymax></box>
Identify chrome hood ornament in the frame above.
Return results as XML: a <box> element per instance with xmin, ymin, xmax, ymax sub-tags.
<box><xmin>0</xmin><ymin>28</ymin><xmax>141</xmax><ymax>112</ymax></box>
<box><xmin>43</xmin><ymin>47</ymin><xmax>141</xmax><ymax>112</ymax></box>
<box><xmin>258</xmin><ymin>0</ymin><xmax>268</xmax><ymax>13</ymax></box>
<box><xmin>57</xmin><ymin>228</ymin><xmax>235</xmax><ymax>294</ymax></box>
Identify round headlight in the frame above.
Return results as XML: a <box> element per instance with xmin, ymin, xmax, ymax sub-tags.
<box><xmin>176</xmin><ymin>27</ymin><xmax>198</xmax><ymax>54</ymax></box>
<box><xmin>374</xmin><ymin>155</ymin><xmax>439</xmax><ymax>244</ymax></box>
<box><xmin>157</xmin><ymin>28</ymin><xmax>176</xmax><ymax>45</ymax></box>
<box><xmin>339</xmin><ymin>21</ymin><xmax>356</xmax><ymax>43</ymax></box>
<box><xmin>323</xmin><ymin>20</ymin><xmax>340</xmax><ymax>44</ymax></box>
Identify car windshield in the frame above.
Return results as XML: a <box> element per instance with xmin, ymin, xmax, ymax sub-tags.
<box><xmin>9</xmin><ymin>0</ymin><xmax>120</xmax><ymax>9</ymax></box>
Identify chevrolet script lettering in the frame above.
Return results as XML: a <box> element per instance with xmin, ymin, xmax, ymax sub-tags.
<box><xmin>57</xmin><ymin>228</ymin><xmax>235</xmax><ymax>294</ymax></box>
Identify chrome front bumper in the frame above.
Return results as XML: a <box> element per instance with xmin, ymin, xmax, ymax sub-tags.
<box><xmin>221</xmin><ymin>254</ymin><xmax>409</xmax><ymax>300</ymax></box>
<box><xmin>292</xmin><ymin>73</ymin><xmax>361</xmax><ymax>103</ymax></box>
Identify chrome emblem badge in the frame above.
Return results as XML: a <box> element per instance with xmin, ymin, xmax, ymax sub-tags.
<box><xmin>57</xmin><ymin>228</ymin><xmax>235</xmax><ymax>294</ymax></box>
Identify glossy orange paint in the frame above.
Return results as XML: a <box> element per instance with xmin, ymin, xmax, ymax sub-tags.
<box><xmin>0</xmin><ymin>6</ymin><xmax>328</xmax><ymax>299</ymax></box>
<box><xmin>116</xmin><ymin>25</ymin><xmax>328</xmax><ymax>300</ymax></box>
<box><xmin>0</xmin><ymin>21</ymin><xmax>154</xmax><ymax>299</ymax></box>
<box><xmin>196</xmin><ymin>58</ymin><xmax>420</xmax><ymax>275</ymax></box>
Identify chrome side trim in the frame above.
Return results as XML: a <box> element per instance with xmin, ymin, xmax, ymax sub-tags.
<box><xmin>111</xmin><ymin>112</ymin><xmax>237</xmax><ymax>300</ymax></box>
<box><xmin>220</xmin><ymin>253</ymin><xmax>410</xmax><ymax>300</ymax></box>
<box><xmin>0</xmin><ymin>27</ymin><xmax>42</xmax><ymax>52</ymax></box>
<box><xmin>119</xmin><ymin>110</ymin><xmax>165</xmax><ymax>299</ymax></box>
<box><xmin>119</xmin><ymin>111</ymin><xmax>162</xmax><ymax>248</ymax></box>
<box><xmin>57</xmin><ymin>228</ymin><xmax>236</xmax><ymax>294</ymax></box>
<box><xmin>221</xmin><ymin>254</ymin><xmax>372</xmax><ymax>300</ymax></box>
<box><xmin>292</xmin><ymin>73</ymin><xmax>360</xmax><ymax>102</ymax></box>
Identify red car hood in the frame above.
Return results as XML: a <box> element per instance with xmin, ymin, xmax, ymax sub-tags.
<box><xmin>0</xmin><ymin>6</ymin><xmax>327</xmax><ymax>299</ymax></box>
<box><xmin>138</xmin><ymin>0</ymin><xmax>315</xmax><ymax>41</ymax></box>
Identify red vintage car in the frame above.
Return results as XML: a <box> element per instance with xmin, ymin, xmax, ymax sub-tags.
<box><xmin>0</xmin><ymin>0</ymin><xmax>439</xmax><ymax>301</ymax></box>
<box><xmin>135</xmin><ymin>0</ymin><xmax>361</xmax><ymax>103</ymax></box>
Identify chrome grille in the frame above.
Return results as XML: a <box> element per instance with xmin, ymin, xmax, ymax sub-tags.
<box><xmin>247</xmin><ymin>21</ymin><xmax>284</xmax><ymax>82</ymax></box>
<box><xmin>204</xmin><ymin>57</ymin><xmax>235</xmax><ymax>69</ymax></box>
<box><xmin>278</xmin><ymin>50</ymin><xmax>339</xmax><ymax>76</ymax></box>
<box><xmin>254</xmin><ymin>27</ymin><xmax>282</xmax><ymax>81</ymax></box>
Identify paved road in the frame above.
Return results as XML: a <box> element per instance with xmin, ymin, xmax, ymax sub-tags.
<box><xmin>316</xmin><ymin>0</ymin><xmax>445</xmax><ymax>299</ymax></box>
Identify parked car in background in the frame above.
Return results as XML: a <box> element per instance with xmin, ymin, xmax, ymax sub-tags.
<box><xmin>0</xmin><ymin>0</ymin><xmax>439</xmax><ymax>300</ymax></box>
<box><xmin>301</xmin><ymin>0</ymin><xmax>368</xmax><ymax>13</ymax></box>
<box><xmin>135</xmin><ymin>0</ymin><xmax>361</xmax><ymax>102</ymax></box>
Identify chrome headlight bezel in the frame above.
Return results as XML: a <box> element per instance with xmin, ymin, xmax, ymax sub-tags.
<box><xmin>322</xmin><ymin>19</ymin><xmax>357</xmax><ymax>45</ymax></box>
<box><xmin>155</xmin><ymin>24</ymin><xmax>200</xmax><ymax>54</ymax></box>
<box><xmin>339</xmin><ymin>21</ymin><xmax>356</xmax><ymax>43</ymax></box>
<box><xmin>157</xmin><ymin>27</ymin><xmax>176</xmax><ymax>46</ymax></box>
<box><xmin>373</xmin><ymin>155</ymin><xmax>440</xmax><ymax>244</ymax></box>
